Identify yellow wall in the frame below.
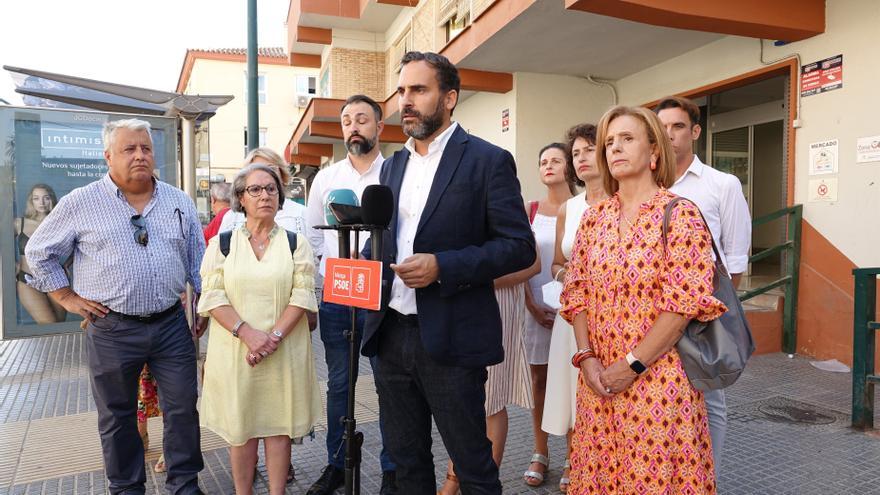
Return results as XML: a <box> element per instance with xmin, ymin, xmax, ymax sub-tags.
<box><xmin>186</xmin><ymin>58</ymin><xmax>318</xmax><ymax>181</ymax></box>
<box><xmin>614</xmin><ymin>0</ymin><xmax>880</xmax><ymax>267</ymax></box>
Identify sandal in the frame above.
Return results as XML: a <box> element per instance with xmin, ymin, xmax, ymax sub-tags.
<box><xmin>559</xmin><ymin>458</ymin><xmax>571</xmax><ymax>493</ymax></box>
<box><xmin>523</xmin><ymin>453</ymin><xmax>549</xmax><ymax>487</ymax></box>
<box><xmin>437</xmin><ymin>471</ymin><xmax>460</xmax><ymax>495</ymax></box>
<box><xmin>287</xmin><ymin>463</ymin><xmax>295</xmax><ymax>483</ymax></box>
<box><xmin>154</xmin><ymin>454</ymin><xmax>166</xmax><ymax>473</ymax></box>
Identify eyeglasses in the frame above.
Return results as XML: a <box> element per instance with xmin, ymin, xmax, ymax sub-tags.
<box><xmin>245</xmin><ymin>183</ymin><xmax>279</xmax><ymax>197</ymax></box>
<box><xmin>130</xmin><ymin>214</ymin><xmax>149</xmax><ymax>246</ymax></box>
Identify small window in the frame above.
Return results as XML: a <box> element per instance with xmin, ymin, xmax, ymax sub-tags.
<box><xmin>243</xmin><ymin>128</ymin><xmax>268</xmax><ymax>156</ymax></box>
<box><xmin>243</xmin><ymin>72</ymin><xmax>267</xmax><ymax>104</ymax></box>
<box><xmin>296</xmin><ymin>75</ymin><xmax>317</xmax><ymax>96</ymax></box>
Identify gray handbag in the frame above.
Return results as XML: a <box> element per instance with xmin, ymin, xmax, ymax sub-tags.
<box><xmin>662</xmin><ymin>197</ymin><xmax>755</xmax><ymax>391</ymax></box>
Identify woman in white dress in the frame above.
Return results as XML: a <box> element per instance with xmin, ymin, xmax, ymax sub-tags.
<box><xmin>541</xmin><ymin>123</ymin><xmax>608</xmax><ymax>492</ymax></box>
<box><xmin>522</xmin><ymin>143</ymin><xmax>575</xmax><ymax>488</ymax></box>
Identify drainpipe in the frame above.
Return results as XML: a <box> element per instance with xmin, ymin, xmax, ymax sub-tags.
<box><xmin>583</xmin><ymin>75</ymin><xmax>618</xmax><ymax>106</ymax></box>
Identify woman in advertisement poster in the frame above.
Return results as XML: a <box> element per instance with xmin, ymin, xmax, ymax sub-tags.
<box><xmin>15</xmin><ymin>183</ymin><xmax>67</xmax><ymax>324</ymax></box>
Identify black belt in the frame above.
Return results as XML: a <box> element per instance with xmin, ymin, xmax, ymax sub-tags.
<box><xmin>388</xmin><ymin>309</ymin><xmax>419</xmax><ymax>326</ymax></box>
<box><xmin>111</xmin><ymin>303</ymin><xmax>181</xmax><ymax>323</ymax></box>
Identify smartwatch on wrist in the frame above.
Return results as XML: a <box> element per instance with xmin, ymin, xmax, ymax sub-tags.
<box><xmin>625</xmin><ymin>351</ymin><xmax>647</xmax><ymax>375</ymax></box>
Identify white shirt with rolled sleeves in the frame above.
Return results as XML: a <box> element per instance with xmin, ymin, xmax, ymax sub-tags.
<box><xmin>388</xmin><ymin>122</ymin><xmax>459</xmax><ymax>316</ymax></box>
<box><xmin>305</xmin><ymin>153</ymin><xmax>384</xmax><ymax>276</ymax></box>
<box><xmin>668</xmin><ymin>155</ymin><xmax>752</xmax><ymax>275</ymax></box>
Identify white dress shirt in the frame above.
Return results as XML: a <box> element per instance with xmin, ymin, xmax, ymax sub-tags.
<box><xmin>389</xmin><ymin>122</ymin><xmax>459</xmax><ymax>315</ymax></box>
<box><xmin>218</xmin><ymin>199</ymin><xmax>308</xmax><ymax>236</ymax></box>
<box><xmin>305</xmin><ymin>153</ymin><xmax>384</xmax><ymax>276</ymax></box>
<box><xmin>668</xmin><ymin>154</ymin><xmax>752</xmax><ymax>274</ymax></box>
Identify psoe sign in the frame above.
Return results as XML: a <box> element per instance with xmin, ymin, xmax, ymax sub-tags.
<box><xmin>323</xmin><ymin>257</ymin><xmax>382</xmax><ymax>310</ymax></box>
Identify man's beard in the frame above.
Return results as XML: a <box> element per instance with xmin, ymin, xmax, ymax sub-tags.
<box><xmin>402</xmin><ymin>98</ymin><xmax>445</xmax><ymax>140</ymax></box>
<box><xmin>345</xmin><ymin>133</ymin><xmax>377</xmax><ymax>156</ymax></box>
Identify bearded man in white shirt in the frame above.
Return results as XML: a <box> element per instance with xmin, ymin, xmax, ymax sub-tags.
<box><xmin>304</xmin><ymin>95</ymin><xmax>398</xmax><ymax>495</ymax></box>
<box><xmin>656</xmin><ymin>95</ymin><xmax>752</xmax><ymax>467</ymax></box>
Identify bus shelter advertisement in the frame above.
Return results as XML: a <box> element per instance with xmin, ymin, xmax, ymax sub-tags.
<box><xmin>1</xmin><ymin>107</ymin><xmax>177</xmax><ymax>337</ymax></box>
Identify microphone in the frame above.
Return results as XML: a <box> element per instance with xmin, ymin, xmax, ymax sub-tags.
<box><xmin>323</xmin><ymin>188</ymin><xmax>360</xmax><ymax>225</ymax></box>
<box><xmin>360</xmin><ymin>185</ymin><xmax>393</xmax><ymax>261</ymax></box>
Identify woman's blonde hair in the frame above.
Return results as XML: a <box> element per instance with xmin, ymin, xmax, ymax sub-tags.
<box><xmin>595</xmin><ymin>105</ymin><xmax>676</xmax><ymax>194</ymax></box>
<box><xmin>244</xmin><ymin>147</ymin><xmax>291</xmax><ymax>185</ymax></box>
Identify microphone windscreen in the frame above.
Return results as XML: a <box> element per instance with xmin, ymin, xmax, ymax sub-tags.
<box><xmin>361</xmin><ymin>185</ymin><xmax>394</xmax><ymax>227</ymax></box>
<box><xmin>324</xmin><ymin>188</ymin><xmax>359</xmax><ymax>225</ymax></box>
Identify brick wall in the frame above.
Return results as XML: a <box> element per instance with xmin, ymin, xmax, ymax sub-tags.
<box><xmin>329</xmin><ymin>47</ymin><xmax>386</xmax><ymax>101</ymax></box>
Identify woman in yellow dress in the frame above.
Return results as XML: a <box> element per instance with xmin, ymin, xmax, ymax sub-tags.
<box><xmin>198</xmin><ymin>163</ymin><xmax>320</xmax><ymax>495</ymax></box>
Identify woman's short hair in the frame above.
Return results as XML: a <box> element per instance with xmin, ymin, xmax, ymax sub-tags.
<box><xmin>564</xmin><ymin>123</ymin><xmax>598</xmax><ymax>188</ymax></box>
<box><xmin>24</xmin><ymin>183</ymin><xmax>58</xmax><ymax>219</ymax></box>
<box><xmin>538</xmin><ymin>142</ymin><xmax>577</xmax><ymax>194</ymax></box>
<box><xmin>244</xmin><ymin>147</ymin><xmax>291</xmax><ymax>185</ymax></box>
<box><xmin>102</xmin><ymin>118</ymin><xmax>152</xmax><ymax>152</ymax></box>
<box><xmin>231</xmin><ymin>164</ymin><xmax>285</xmax><ymax>215</ymax></box>
<box><xmin>596</xmin><ymin>106</ymin><xmax>676</xmax><ymax>195</ymax></box>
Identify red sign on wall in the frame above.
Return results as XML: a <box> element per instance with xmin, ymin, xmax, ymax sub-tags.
<box><xmin>323</xmin><ymin>258</ymin><xmax>383</xmax><ymax>310</ymax></box>
<box><xmin>801</xmin><ymin>54</ymin><xmax>843</xmax><ymax>97</ymax></box>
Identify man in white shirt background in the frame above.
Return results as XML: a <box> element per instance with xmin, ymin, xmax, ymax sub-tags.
<box><xmin>656</xmin><ymin>95</ymin><xmax>752</xmax><ymax>467</ymax></box>
<box><xmin>303</xmin><ymin>95</ymin><xmax>397</xmax><ymax>495</ymax></box>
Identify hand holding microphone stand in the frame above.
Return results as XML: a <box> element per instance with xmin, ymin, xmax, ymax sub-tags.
<box><xmin>314</xmin><ymin>185</ymin><xmax>393</xmax><ymax>495</ymax></box>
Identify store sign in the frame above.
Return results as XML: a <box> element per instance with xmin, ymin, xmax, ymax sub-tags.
<box><xmin>801</xmin><ymin>54</ymin><xmax>843</xmax><ymax>97</ymax></box>
<box><xmin>856</xmin><ymin>135</ymin><xmax>880</xmax><ymax>164</ymax></box>
<box><xmin>808</xmin><ymin>139</ymin><xmax>838</xmax><ymax>176</ymax></box>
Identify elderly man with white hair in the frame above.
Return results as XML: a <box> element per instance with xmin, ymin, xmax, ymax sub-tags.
<box><xmin>25</xmin><ymin>118</ymin><xmax>207</xmax><ymax>495</ymax></box>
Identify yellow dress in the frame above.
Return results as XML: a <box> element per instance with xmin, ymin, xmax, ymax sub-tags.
<box><xmin>197</xmin><ymin>227</ymin><xmax>320</xmax><ymax>446</ymax></box>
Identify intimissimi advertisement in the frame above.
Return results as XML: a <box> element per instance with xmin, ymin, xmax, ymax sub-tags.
<box><xmin>1</xmin><ymin>107</ymin><xmax>176</xmax><ymax>335</ymax></box>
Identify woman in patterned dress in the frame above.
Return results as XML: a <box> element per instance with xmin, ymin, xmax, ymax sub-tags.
<box><xmin>136</xmin><ymin>365</ymin><xmax>166</xmax><ymax>472</ymax></box>
<box><xmin>560</xmin><ymin>106</ymin><xmax>725</xmax><ymax>494</ymax></box>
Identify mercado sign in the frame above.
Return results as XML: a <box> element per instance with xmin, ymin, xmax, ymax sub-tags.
<box><xmin>0</xmin><ymin>106</ymin><xmax>178</xmax><ymax>339</ymax></box>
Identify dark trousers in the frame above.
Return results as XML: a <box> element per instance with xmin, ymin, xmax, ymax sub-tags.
<box><xmin>373</xmin><ymin>311</ymin><xmax>501</xmax><ymax>495</ymax></box>
<box><xmin>85</xmin><ymin>306</ymin><xmax>203</xmax><ymax>495</ymax></box>
<box><xmin>319</xmin><ymin>301</ymin><xmax>396</xmax><ymax>472</ymax></box>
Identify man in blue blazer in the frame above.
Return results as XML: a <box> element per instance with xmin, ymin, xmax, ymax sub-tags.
<box><xmin>361</xmin><ymin>51</ymin><xmax>535</xmax><ymax>494</ymax></box>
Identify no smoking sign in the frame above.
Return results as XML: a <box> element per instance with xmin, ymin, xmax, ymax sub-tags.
<box><xmin>809</xmin><ymin>178</ymin><xmax>838</xmax><ymax>202</ymax></box>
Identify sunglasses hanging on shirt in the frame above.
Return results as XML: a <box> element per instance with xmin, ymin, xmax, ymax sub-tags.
<box><xmin>130</xmin><ymin>214</ymin><xmax>148</xmax><ymax>246</ymax></box>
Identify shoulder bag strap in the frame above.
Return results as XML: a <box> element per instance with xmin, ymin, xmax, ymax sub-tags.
<box><xmin>661</xmin><ymin>196</ymin><xmax>728</xmax><ymax>277</ymax></box>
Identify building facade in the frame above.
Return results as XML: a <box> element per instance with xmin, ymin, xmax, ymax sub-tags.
<box><xmin>284</xmin><ymin>0</ymin><xmax>880</xmax><ymax>367</ymax></box>
<box><xmin>177</xmin><ymin>47</ymin><xmax>319</xmax><ymax>183</ymax></box>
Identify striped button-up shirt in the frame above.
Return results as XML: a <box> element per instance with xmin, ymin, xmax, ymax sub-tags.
<box><xmin>25</xmin><ymin>173</ymin><xmax>205</xmax><ymax>316</ymax></box>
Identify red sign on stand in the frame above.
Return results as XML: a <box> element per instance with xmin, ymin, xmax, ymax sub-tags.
<box><xmin>323</xmin><ymin>258</ymin><xmax>383</xmax><ymax>310</ymax></box>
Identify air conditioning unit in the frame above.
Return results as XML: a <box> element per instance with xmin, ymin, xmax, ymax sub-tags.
<box><xmin>296</xmin><ymin>95</ymin><xmax>312</xmax><ymax>108</ymax></box>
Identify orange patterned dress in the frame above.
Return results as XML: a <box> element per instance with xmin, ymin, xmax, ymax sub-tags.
<box><xmin>560</xmin><ymin>190</ymin><xmax>725</xmax><ymax>495</ymax></box>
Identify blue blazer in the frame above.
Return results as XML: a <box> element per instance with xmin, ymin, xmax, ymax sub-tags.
<box><xmin>362</xmin><ymin>125</ymin><xmax>536</xmax><ymax>368</ymax></box>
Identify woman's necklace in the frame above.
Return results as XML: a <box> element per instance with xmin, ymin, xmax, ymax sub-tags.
<box><xmin>620</xmin><ymin>209</ymin><xmax>637</xmax><ymax>229</ymax></box>
<box><xmin>251</xmin><ymin>234</ymin><xmax>269</xmax><ymax>251</ymax></box>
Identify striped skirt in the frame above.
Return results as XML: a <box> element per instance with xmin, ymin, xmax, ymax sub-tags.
<box><xmin>485</xmin><ymin>284</ymin><xmax>533</xmax><ymax>416</ymax></box>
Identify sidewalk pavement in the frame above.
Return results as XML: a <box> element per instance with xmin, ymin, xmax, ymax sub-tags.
<box><xmin>1</xmin><ymin>331</ymin><xmax>879</xmax><ymax>494</ymax></box>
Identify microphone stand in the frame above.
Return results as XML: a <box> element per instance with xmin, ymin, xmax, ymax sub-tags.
<box><xmin>315</xmin><ymin>223</ymin><xmax>378</xmax><ymax>495</ymax></box>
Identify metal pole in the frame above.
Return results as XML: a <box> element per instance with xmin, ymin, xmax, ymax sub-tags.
<box><xmin>246</xmin><ymin>0</ymin><xmax>259</xmax><ymax>152</ymax></box>
<box><xmin>180</xmin><ymin>117</ymin><xmax>197</xmax><ymax>200</ymax></box>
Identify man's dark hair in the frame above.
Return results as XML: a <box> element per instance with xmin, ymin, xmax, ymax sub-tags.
<box><xmin>342</xmin><ymin>94</ymin><xmax>383</xmax><ymax>121</ymax></box>
<box><xmin>654</xmin><ymin>96</ymin><xmax>701</xmax><ymax>127</ymax></box>
<box><xmin>400</xmin><ymin>51</ymin><xmax>461</xmax><ymax>96</ymax></box>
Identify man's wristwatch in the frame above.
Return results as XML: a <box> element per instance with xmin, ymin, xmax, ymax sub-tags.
<box><xmin>625</xmin><ymin>351</ymin><xmax>647</xmax><ymax>375</ymax></box>
<box><xmin>231</xmin><ymin>320</ymin><xmax>245</xmax><ymax>338</ymax></box>
<box><xmin>272</xmin><ymin>329</ymin><xmax>283</xmax><ymax>339</ymax></box>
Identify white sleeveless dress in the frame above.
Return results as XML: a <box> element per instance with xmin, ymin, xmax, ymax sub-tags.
<box><xmin>541</xmin><ymin>193</ymin><xmax>589</xmax><ymax>435</ymax></box>
<box><xmin>524</xmin><ymin>212</ymin><xmax>557</xmax><ymax>365</ymax></box>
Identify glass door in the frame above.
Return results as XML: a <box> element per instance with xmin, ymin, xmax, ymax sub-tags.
<box><xmin>710</xmin><ymin>126</ymin><xmax>751</xmax><ymax>205</ymax></box>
